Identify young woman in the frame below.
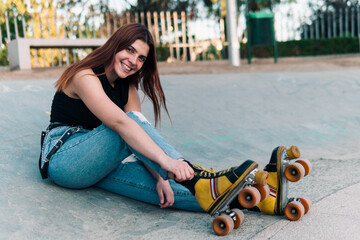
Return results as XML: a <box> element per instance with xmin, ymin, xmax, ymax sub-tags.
<box><xmin>39</xmin><ymin>23</ymin><xmax>266</xmax><ymax>214</ymax></box>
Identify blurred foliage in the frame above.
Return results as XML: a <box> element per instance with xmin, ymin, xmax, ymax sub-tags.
<box><xmin>155</xmin><ymin>45</ymin><xmax>170</xmax><ymax>62</ymax></box>
<box><xmin>55</xmin><ymin>0</ymin><xmax>109</xmax><ymax>18</ymax></box>
<box><xmin>128</xmin><ymin>0</ymin><xmax>197</xmax><ymax>17</ymax></box>
<box><xmin>241</xmin><ymin>37</ymin><xmax>360</xmax><ymax>58</ymax></box>
<box><xmin>277</xmin><ymin>37</ymin><xmax>360</xmax><ymax>56</ymax></box>
<box><xmin>202</xmin><ymin>0</ymin><xmax>298</xmax><ymax>17</ymax></box>
<box><xmin>0</xmin><ymin>47</ymin><xmax>9</xmax><ymax>65</ymax></box>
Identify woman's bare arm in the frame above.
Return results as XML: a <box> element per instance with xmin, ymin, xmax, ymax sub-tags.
<box><xmin>69</xmin><ymin>70</ymin><xmax>193</xmax><ymax>181</ymax></box>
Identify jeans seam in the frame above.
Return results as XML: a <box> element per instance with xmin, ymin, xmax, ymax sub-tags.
<box><xmin>57</xmin><ymin>125</ymin><xmax>110</xmax><ymax>153</ymax></box>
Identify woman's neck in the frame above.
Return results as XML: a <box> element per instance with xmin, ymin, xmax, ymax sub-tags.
<box><xmin>104</xmin><ymin>64</ymin><xmax>118</xmax><ymax>87</ymax></box>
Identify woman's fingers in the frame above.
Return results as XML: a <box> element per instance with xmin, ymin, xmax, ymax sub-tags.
<box><xmin>157</xmin><ymin>179</ymin><xmax>174</xmax><ymax>208</ymax></box>
<box><xmin>174</xmin><ymin>162</ymin><xmax>194</xmax><ymax>182</ymax></box>
<box><xmin>166</xmin><ymin>158</ymin><xmax>194</xmax><ymax>182</ymax></box>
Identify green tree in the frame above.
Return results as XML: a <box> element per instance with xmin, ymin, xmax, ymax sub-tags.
<box><xmin>127</xmin><ymin>0</ymin><xmax>196</xmax><ymax>13</ymax></box>
<box><xmin>201</xmin><ymin>0</ymin><xmax>297</xmax><ymax>18</ymax></box>
<box><xmin>56</xmin><ymin>0</ymin><xmax>110</xmax><ymax>18</ymax></box>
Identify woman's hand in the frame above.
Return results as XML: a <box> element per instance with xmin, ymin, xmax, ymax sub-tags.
<box><xmin>156</xmin><ymin>178</ymin><xmax>174</xmax><ymax>208</ymax></box>
<box><xmin>164</xmin><ymin>158</ymin><xmax>194</xmax><ymax>182</ymax></box>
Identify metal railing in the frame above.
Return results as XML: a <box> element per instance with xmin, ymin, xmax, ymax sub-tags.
<box><xmin>272</xmin><ymin>4</ymin><xmax>360</xmax><ymax>41</ymax></box>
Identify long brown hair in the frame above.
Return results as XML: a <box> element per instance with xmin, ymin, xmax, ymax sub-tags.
<box><xmin>55</xmin><ymin>23</ymin><xmax>169</xmax><ymax>127</ymax></box>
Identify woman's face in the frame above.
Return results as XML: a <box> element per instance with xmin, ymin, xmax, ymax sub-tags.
<box><xmin>113</xmin><ymin>39</ymin><xmax>150</xmax><ymax>79</ymax></box>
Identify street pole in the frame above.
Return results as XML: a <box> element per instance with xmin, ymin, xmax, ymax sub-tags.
<box><xmin>226</xmin><ymin>0</ymin><xmax>240</xmax><ymax>66</ymax></box>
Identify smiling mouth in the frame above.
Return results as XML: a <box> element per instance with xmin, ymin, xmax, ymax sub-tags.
<box><xmin>121</xmin><ymin>62</ymin><xmax>133</xmax><ymax>72</ymax></box>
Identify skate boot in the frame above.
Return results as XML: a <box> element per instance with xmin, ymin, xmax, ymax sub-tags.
<box><xmin>180</xmin><ymin>160</ymin><xmax>269</xmax><ymax>236</ymax></box>
<box><xmin>253</xmin><ymin>146</ymin><xmax>312</xmax><ymax>221</ymax></box>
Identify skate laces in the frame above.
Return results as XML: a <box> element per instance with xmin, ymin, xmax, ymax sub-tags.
<box><xmin>192</xmin><ymin>164</ymin><xmax>232</xmax><ymax>177</ymax></box>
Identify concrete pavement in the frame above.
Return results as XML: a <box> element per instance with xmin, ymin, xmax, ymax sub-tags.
<box><xmin>251</xmin><ymin>182</ymin><xmax>360</xmax><ymax>239</ymax></box>
<box><xmin>1</xmin><ymin>67</ymin><xmax>360</xmax><ymax>239</ymax></box>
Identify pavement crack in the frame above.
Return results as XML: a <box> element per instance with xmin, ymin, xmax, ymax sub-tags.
<box><xmin>312</xmin><ymin>180</ymin><xmax>360</xmax><ymax>204</ymax></box>
<box><xmin>249</xmin><ymin>219</ymin><xmax>291</xmax><ymax>240</ymax></box>
<box><xmin>268</xmin><ymin>222</ymin><xmax>291</xmax><ymax>239</ymax></box>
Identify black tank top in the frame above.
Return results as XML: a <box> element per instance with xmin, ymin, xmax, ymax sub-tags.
<box><xmin>50</xmin><ymin>65</ymin><xmax>129</xmax><ymax>129</ymax></box>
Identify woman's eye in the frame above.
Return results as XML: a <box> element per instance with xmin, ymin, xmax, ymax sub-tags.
<box><xmin>139</xmin><ymin>56</ymin><xmax>146</xmax><ymax>62</ymax></box>
<box><xmin>127</xmin><ymin>47</ymin><xmax>133</xmax><ymax>53</ymax></box>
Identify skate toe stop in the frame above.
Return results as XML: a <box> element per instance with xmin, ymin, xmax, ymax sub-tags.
<box><xmin>255</xmin><ymin>170</ymin><xmax>269</xmax><ymax>186</ymax></box>
<box><xmin>287</xmin><ymin>145</ymin><xmax>300</xmax><ymax>159</ymax></box>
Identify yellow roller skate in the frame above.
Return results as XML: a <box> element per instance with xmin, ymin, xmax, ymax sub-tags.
<box><xmin>181</xmin><ymin>160</ymin><xmax>269</xmax><ymax>236</ymax></box>
<box><xmin>254</xmin><ymin>146</ymin><xmax>313</xmax><ymax>221</ymax></box>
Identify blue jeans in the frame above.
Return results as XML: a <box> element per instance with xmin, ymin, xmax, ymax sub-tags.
<box><xmin>40</xmin><ymin>111</ymin><xmax>203</xmax><ymax>212</ymax></box>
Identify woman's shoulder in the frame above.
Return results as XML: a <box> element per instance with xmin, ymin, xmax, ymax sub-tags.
<box><xmin>67</xmin><ymin>68</ymin><xmax>102</xmax><ymax>98</ymax></box>
<box><xmin>73</xmin><ymin>68</ymin><xmax>96</xmax><ymax>81</ymax></box>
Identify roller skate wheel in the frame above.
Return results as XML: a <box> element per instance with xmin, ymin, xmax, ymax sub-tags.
<box><xmin>254</xmin><ymin>170</ymin><xmax>269</xmax><ymax>186</ymax></box>
<box><xmin>232</xmin><ymin>208</ymin><xmax>245</xmax><ymax>229</ymax></box>
<box><xmin>299</xmin><ymin>196</ymin><xmax>312</xmax><ymax>214</ymax></box>
<box><xmin>296</xmin><ymin>159</ymin><xmax>312</xmax><ymax>176</ymax></box>
<box><xmin>286</xmin><ymin>145</ymin><xmax>300</xmax><ymax>159</ymax></box>
<box><xmin>284</xmin><ymin>162</ymin><xmax>305</xmax><ymax>182</ymax></box>
<box><xmin>253</xmin><ymin>184</ymin><xmax>270</xmax><ymax>202</ymax></box>
<box><xmin>238</xmin><ymin>186</ymin><xmax>261</xmax><ymax>208</ymax></box>
<box><xmin>284</xmin><ymin>201</ymin><xmax>305</xmax><ymax>221</ymax></box>
<box><xmin>213</xmin><ymin>214</ymin><xmax>234</xmax><ymax>236</ymax></box>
